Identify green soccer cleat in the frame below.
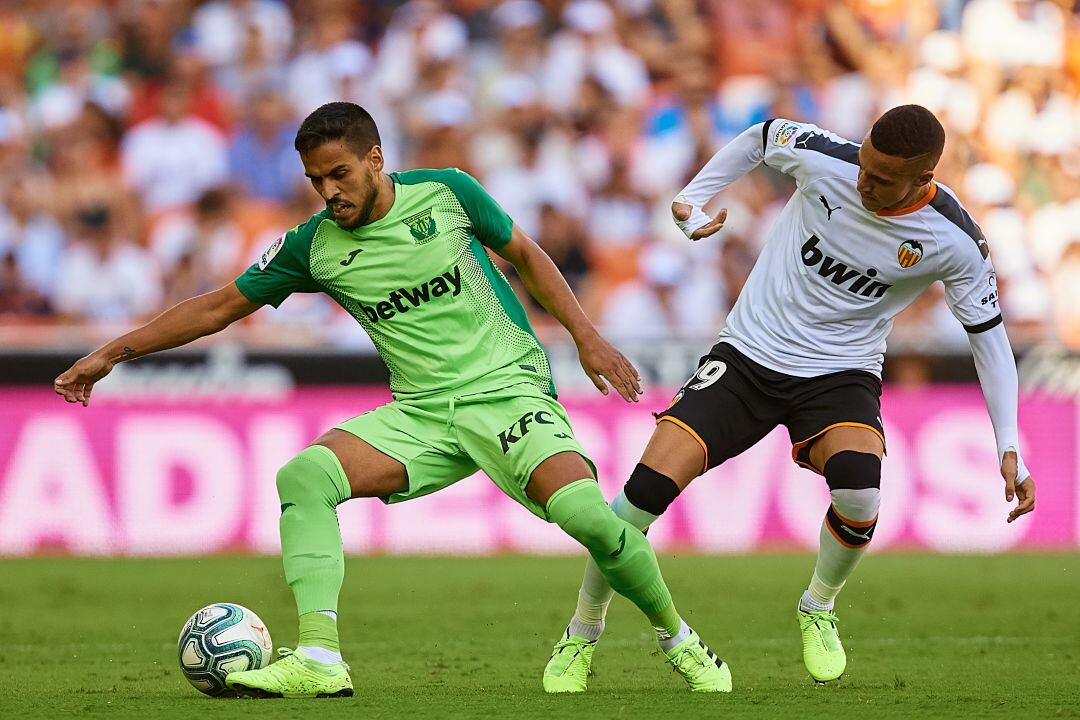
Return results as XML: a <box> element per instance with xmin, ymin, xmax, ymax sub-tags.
<box><xmin>543</xmin><ymin>630</ymin><xmax>596</xmax><ymax>693</ymax></box>
<box><xmin>664</xmin><ymin>630</ymin><xmax>732</xmax><ymax>693</ymax></box>
<box><xmin>798</xmin><ymin>607</ymin><xmax>847</xmax><ymax>682</ymax></box>
<box><xmin>226</xmin><ymin>648</ymin><xmax>354</xmax><ymax>699</ymax></box>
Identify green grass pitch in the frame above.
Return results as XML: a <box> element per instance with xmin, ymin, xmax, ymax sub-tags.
<box><xmin>1</xmin><ymin>554</ymin><xmax>1077</xmax><ymax>719</ymax></box>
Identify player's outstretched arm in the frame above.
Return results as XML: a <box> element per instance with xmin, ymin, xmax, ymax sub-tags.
<box><xmin>671</xmin><ymin>122</ymin><xmax>768</xmax><ymax>240</ymax></box>
<box><xmin>54</xmin><ymin>283</ymin><xmax>262</xmax><ymax>406</ymax></box>
<box><xmin>967</xmin><ymin>323</ymin><xmax>1035</xmax><ymax>523</ymax></box>
<box><xmin>494</xmin><ymin>225</ymin><xmax>642</xmax><ymax>403</ymax></box>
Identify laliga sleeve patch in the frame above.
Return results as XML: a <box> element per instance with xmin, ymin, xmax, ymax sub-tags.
<box><xmin>258</xmin><ymin>234</ymin><xmax>286</xmax><ymax>270</ymax></box>
<box><xmin>771</xmin><ymin>120</ymin><xmax>800</xmax><ymax>147</ymax></box>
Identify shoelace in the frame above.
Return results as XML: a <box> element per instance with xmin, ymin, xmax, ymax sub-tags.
<box><xmin>667</xmin><ymin>645</ymin><xmax>708</xmax><ymax>674</ymax></box>
<box><xmin>800</xmin><ymin>611</ymin><xmax>839</xmax><ymax>631</ymax></box>
<box><xmin>554</xmin><ymin>637</ymin><xmax>591</xmax><ymax>651</ymax></box>
<box><xmin>551</xmin><ymin>636</ymin><xmax>593</xmax><ymax>660</ymax></box>
<box><xmin>550</xmin><ymin>640</ymin><xmax>589</xmax><ymax>675</ymax></box>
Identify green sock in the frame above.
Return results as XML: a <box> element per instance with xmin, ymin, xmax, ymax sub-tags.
<box><xmin>277</xmin><ymin>445</ymin><xmax>351</xmax><ymax>616</ymax></box>
<box><xmin>546</xmin><ymin>479</ymin><xmax>681</xmax><ymax>635</ymax></box>
<box><xmin>298</xmin><ymin>611</ymin><xmax>340</xmax><ymax>653</ymax></box>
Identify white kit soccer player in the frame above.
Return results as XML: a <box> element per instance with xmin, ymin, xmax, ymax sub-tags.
<box><xmin>546</xmin><ymin>106</ymin><xmax>1035</xmax><ymax>690</ymax></box>
<box><xmin>674</xmin><ymin>117</ymin><xmax>1030</xmax><ymax>482</ymax></box>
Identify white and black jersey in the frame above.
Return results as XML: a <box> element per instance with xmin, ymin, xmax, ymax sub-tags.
<box><xmin>677</xmin><ymin>119</ymin><xmax>999</xmax><ymax>378</ymax></box>
<box><xmin>673</xmin><ymin>118</ymin><xmax>1028</xmax><ymax>480</ymax></box>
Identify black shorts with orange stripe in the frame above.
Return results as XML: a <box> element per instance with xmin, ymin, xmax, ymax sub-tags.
<box><xmin>656</xmin><ymin>342</ymin><xmax>885</xmax><ymax>475</ymax></box>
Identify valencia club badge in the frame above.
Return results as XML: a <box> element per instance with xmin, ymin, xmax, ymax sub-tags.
<box><xmin>897</xmin><ymin>239</ymin><xmax>924</xmax><ymax>269</ymax></box>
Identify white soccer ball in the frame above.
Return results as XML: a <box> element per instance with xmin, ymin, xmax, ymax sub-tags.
<box><xmin>177</xmin><ymin>603</ymin><xmax>274</xmax><ymax>696</ymax></box>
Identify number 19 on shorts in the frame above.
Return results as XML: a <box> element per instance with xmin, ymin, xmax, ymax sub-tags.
<box><xmin>689</xmin><ymin>360</ymin><xmax>727</xmax><ymax>390</ymax></box>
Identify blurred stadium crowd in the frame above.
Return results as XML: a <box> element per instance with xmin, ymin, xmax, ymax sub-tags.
<box><xmin>0</xmin><ymin>0</ymin><xmax>1077</xmax><ymax>352</ymax></box>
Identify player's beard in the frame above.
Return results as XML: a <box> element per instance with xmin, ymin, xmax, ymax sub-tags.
<box><xmin>331</xmin><ymin>187</ymin><xmax>378</xmax><ymax>229</ymax></box>
<box><xmin>354</xmin><ymin>185</ymin><xmax>379</xmax><ymax>227</ymax></box>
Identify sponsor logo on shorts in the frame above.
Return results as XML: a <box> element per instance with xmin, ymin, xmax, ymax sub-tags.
<box><xmin>498</xmin><ymin>410</ymin><xmax>557</xmax><ymax>454</ymax></box>
<box><xmin>801</xmin><ymin>235</ymin><xmax>893</xmax><ymax>298</ymax></box>
<box><xmin>360</xmin><ymin>266</ymin><xmax>462</xmax><ymax>324</ymax></box>
<box><xmin>897</xmin><ymin>239</ymin><xmax>924</xmax><ymax>269</ymax></box>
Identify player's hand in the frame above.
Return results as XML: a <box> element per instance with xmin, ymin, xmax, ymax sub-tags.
<box><xmin>1001</xmin><ymin>450</ymin><xmax>1035</xmax><ymax>523</ymax></box>
<box><xmin>576</xmin><ymin>332</ymin><xmax>642</xmax><ymax>403</ymax></box>
<box><xmin>54</xmin><ymin>352</ymin><xmax>114</xmax><ymax>407</ymax></box>
<box><xmin>690</xmin><ymin>208</ymin><xmax>728</xmax><ymax>240</ymax></box>
<box><xmin>672</xmin><ymin>202</ymin><xmax>728</xmax><ymax>241</ymax></box>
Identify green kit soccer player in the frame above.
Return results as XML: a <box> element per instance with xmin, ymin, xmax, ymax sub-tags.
<box><xmin>54</xmin><ymin>102</ymin><xmax>730</xmax><ymax>698</ymax></box>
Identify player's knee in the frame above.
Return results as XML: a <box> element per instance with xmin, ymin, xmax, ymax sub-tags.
<box><xmin>562</xmin><ymin>503</ymin><xmax>619</xmax><ymax>551</ymax></box>
<box><xmin>276</xmin><ymin>447</ymin><xmax>349</xmax><ymax>508</ymax></box>
<box><xmin>823</xmin><ymin>452</ymin><xmax>880</xmax><ymax>547</ymax></box>
<box><xmin>275</xmin><ymin>455</ymin><xmax>305</xmax><ymax>499</ymax></box>
<box><xmin>823</xmin><ymin>450</ymin><xmax>881</xmax><ymax>491</ymax></box>
<box><xmin>623</xmin><ymin>463</ymin><xmax>681</xmax><ymax>517</ymax></box>
<box><xmin>825</xmin><ymin>487</ymin><xmax>879</xmax><ymax>548</ymax></box>
<box><xmin>830</xmin><ymin>487</ymin><xmax>880</xmax><ymax>522</ymax></box>
<box><xmin>547</xmin><ymin>480</ymin><xmax>623</xmax><ymax>552</ymax></box>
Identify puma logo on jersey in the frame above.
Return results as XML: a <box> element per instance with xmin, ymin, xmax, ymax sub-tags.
<box><xmin>360</xmin><ymin>266</ymin><xmax>462</xmax><ymax>323</ymax></box>
<box><xmin>818</xmin><ymin>195</ymin><xmax>841</xmax><ymax>220</ymax></box>
<box><xmin>801</xmin><ymin>235</ymin><xmax>892</xmax><ymax>298</ymax></box>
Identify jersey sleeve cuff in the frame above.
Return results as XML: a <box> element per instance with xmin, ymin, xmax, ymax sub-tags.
<box><xmin>963</xmin><ymin>315</ymin><xmax>1003</xmax><ymax>334</ymax></box>
<box><xmin>482</xmin><ymin>229</ymin><xmax>512</xmax><ymax>249</ymax></box>
<box><xmin>233</xmin><ymin>278</ymin><xmax>276</xmax><ymax>309</ymax></box>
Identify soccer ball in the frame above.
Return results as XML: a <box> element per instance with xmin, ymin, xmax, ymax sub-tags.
<box><xmin>177</xmin><ymin>603</ymin><xmax>273</xmax><ymax>696</ymax></box>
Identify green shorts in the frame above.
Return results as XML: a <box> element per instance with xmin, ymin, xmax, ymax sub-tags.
<box><xmin>335</xmin><ymin>383</ymin><xmax>593</xmax><ymax>520</ymax></box>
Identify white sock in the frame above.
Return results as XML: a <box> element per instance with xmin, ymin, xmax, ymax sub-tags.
<box><xmin>800</xmin><ymin>588</ymin><xmax>834</xmax><ymax>613</ymax></box>
<box><xmin>804</xmin><ymin>488</ymin><xmax>880</xmax><ymax>610</ymax></box>
<box><xmin>567</xmin><ymin>617</ymin><xmax>604</xmax><ymax>642</ymax></box>
<box><xmin>297</xmin><ymin>645</ymin><xmax>343</xmax><ymax>664</ymax></box>
<box><xmin>657</xmin><ymin>619</ymin><xmax>692</xmax><ymax>652</ymax></box>
<box><xmin>568</xmin><ymin>491</ymin><xmax>660</xmax><ymax>635</ymax></box>
<box><xmin>573</xmin><ymin>563</ymin><xmax>613</xmax><ymax>628</ymax></box>
<box><xmin>318</xmin><ymin>610</ymin><xmax>338</xmax><ymax>621</ymax></box>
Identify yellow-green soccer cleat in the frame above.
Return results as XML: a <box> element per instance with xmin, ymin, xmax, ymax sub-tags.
<box><xmin>543</xmin><ymin>630</ymin><xmax>596</xmax><ymax>693</ymax></box>
<box><xmin>225</xmin><ymin>648</ymin><xmax>353</xmax><ymax>699</ymax></box>
<box><xmin>664</xmin><ymin>630</ymin><xmax>732</xmax><ymax>693</ymax></box>
<box><xmin>798</xmin><ymin>607</ymin><xmax>847</xmax><ymax>682</ymax></box>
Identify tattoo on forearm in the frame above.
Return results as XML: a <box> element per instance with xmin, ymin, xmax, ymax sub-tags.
<box><xmin>117</xmin><ymin>346</ymin><xmax>137</xmax><ymax>361</ymax></box>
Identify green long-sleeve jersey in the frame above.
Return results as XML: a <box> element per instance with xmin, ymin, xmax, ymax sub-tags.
<box><xmin>235</xmin><ymin>168</ymin><xmax>554</xmax><ymax>400</ymax></box>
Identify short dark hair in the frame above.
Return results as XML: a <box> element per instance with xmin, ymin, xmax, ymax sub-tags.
<box><xmin>294</xmin><ymin>102</ymin><xmax>381</xmax><ymax>157</ymax></box>
<box><xmin>869</xmin><ymin>105</ymin><xmax>945</xmax><ymax>160</ymax></box>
